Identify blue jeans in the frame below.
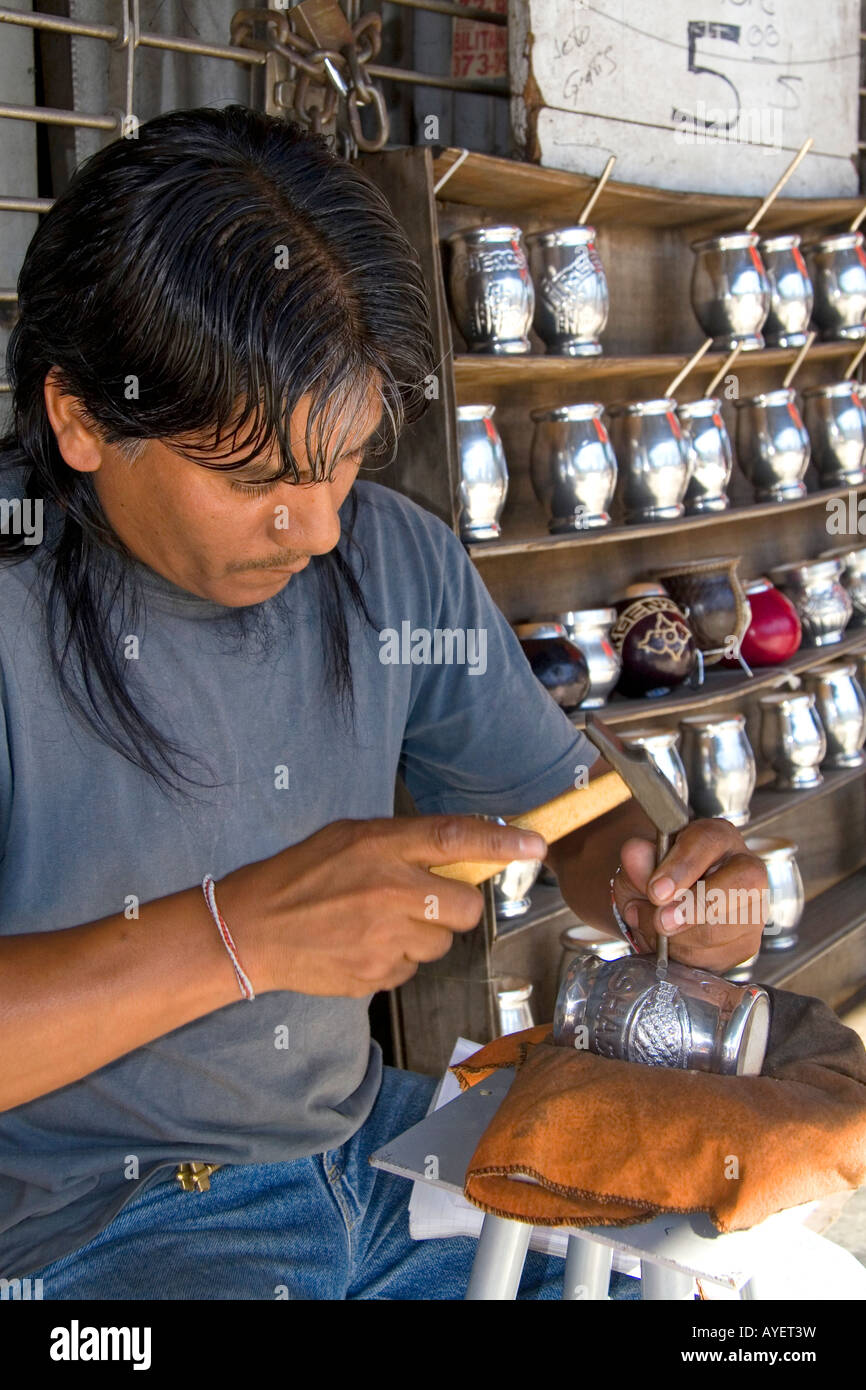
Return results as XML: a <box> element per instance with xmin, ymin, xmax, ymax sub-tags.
<box><xmin>27</xmin><ymin>1065</ymin><xmax>641</xmax><ymax>1300</ymax></box>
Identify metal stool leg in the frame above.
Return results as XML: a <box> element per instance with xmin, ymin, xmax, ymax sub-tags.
<box><xmin>563</xmin><ymin>1235</ymin><xmax>613</xmax><ymax>1300</ymax></box>
<box><xmin>465</xmin><ymin>1215</ymin><xmax>532</xmax><ymax>1300</ymax></box>
<box><xmin>641</xmin><ymin>1261</ymin><xmax>696</xmax><ymax>1300</ymax></box>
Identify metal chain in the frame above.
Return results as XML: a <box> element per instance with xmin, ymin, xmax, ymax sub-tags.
<box><xmin>230</xmin><ymin>7</ymin><xmax>389</xmax><ymax>153</ymax></box>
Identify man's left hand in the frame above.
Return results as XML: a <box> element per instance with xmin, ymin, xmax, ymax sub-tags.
<box><xmin>612</xmin><ymin>818</ymin><xmax>768</xmax><ymax>973</ymax></box>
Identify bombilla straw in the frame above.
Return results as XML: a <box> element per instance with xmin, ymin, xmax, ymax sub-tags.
<box><xmin>663</xmin><ymin>337</ymin><xmax>713</xmax><ymax>399</ymax></box>
<box><xmin>849</xmin><ymin>201</ymin><xmax>866</xmax><ymax>234</ymax></box>
<box><xmin>577</xmin><ymin>155</ymin><xmax>617</xmax><ymax>225</ymax></box>
<box><xmin>744</xmin><ymin>137</ymin><xmax>814</xmax><ymax>234</ymax></box>
<box><xmin>844</xmin><ymin>339</ymin><xmax>866</xmax><ymax>379</ymax></box>
<box><xmin>781</xmin><ymin>329</ymin><xmax>817</xmax><ymax>389</ymax></box>
<box><xmin>705</xmin><ymin>340</ymin><xmax>743</xmax><ymax>398</ymax></box>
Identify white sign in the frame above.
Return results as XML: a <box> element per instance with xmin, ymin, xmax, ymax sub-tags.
<box><xmin>510</xmin><ymin>0</ymin><xmax>860</xmax><ymax>196</ymax></box>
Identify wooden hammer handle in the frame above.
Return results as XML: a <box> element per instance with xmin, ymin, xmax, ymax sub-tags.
<box><xmin>429</xmin><ymin>769</ymin><xmax>631</xmax><ymax>885</ymax></box>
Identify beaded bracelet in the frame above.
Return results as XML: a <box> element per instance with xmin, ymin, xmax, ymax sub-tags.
<box><xmin>202</xmin><ymin>874</ymin><xmax>256</xmax><ymax>1001</ymax></box>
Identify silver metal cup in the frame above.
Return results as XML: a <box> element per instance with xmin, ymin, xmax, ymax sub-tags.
<box><xmin>455</xmin><ymin>404</ymin><xmax>508</xmax><ymax>541</ymax></box>
<box><xmin>529</xmin><ymin>403</ymin><xmax>617</xmax><ymax>532</ymax></box>
<box><xmin>553</xmin><ymin>952</ymin><xmax>771</xmax><ymax>1075</ymax></box>
<box><xmin>676</xmin><ymin>396</ymin><xmax>733</xmax><ymax>513</ymax></box>
<box><xmin>819</xmin><ymin>545</ymin><xmax>866</xmax><ymax>625</ymax></box>
<box><xmin>557</xmin><ymin>925</ymin><xmax>631</xmax><ymax>992</ymax></box>
<box><xmin>759</xmin><ymin>690</ymin><xmax>827</xmax><ymax>790</ymax></box>
<box><xmin>801</xmin><ymin>381</ymin><xmax>866</xmax><ymax>488</ymax></box>
<box><xmin>678</xmin><ymin>713</ymin><xmax>756</xmax><ymax>826</ymax></box>
<box><xmin>557</xmin><ymin>607</ymin><xmax>621</xmax><ymax>708</ymax></box>
<box><xmin>768</xmin><ymin>557</ymin><xmax>853</xmax><ymax>646</ymax></box>
<box><xmin>607</xmin><ymin>397</ymin><xmax>692</xmax><ymax>522</ymax></box>
<box><xmin>744</xmin><ymin>837</ymin><xmax>805</xmax><ymax>952</ymax></box>
<box><xmin>733</xmin><ymin>388</ymin><xmax>810</xmax><ymax>503</ymax></box>
<box><xmin>446</xmin><ymin>225</ymin><xmax>534</xmax><ymax>354</ymax></box>
<box><xmin>801</xmin><ymin>662</ymin><xmax>866</xmax><ymax>769</ymax></box>
<box><xmin>690</xmin><ymin>232</ymin><xmax>771</xmax><ymax>351</ymax></box>
<box><xmin>496</xmin><ymin>977</ymin><xmax>536</xmax><ymax>1035</ymax></box>
<box><xmin>804</xmin><ymin>232</ymin><xmax>866</xmax><ymax>342</ymax></box>
<box><xmin>525</xmin><ymin>225</ymin><xmax>609</xmax><ymax>357</ymax></box>
<box><xmin>619</xmin><ymin>727</ymin><xmax>689</xmax><ymax>804</ymax></box>
<box><xmin>758</xmin><ymin>233</ymin><xmax>814</xmax><ymax>348</ymax></box>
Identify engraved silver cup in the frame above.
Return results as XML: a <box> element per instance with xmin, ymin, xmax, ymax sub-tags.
<box><xmin>525</xmin><ymin>225</ymin><xmax>609</xmax><ymax>357</ymax></box>
<box><xmin>446</xmin><ymin>225</ymin><xmax>534</xmax><ymax>354</ymax></box>
<box><xmin>768</xmin><ymin>557</ymin><xmax>854</xmax><ymax>646</ymax></box>
<box><xmin>553</xmin><ymin>952</ymin><xmax>771</xmax><ymax>1076</ymax></box>
<box><xmin>819</xmin><ymin>545</ymin><xmax>866</xmax><ymax>625</ymax></box>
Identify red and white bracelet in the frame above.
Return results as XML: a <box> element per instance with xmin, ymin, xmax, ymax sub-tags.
<box><xmin>202</xmin><ymin>874</ymin><xmax>256</xmax><ymax>1001</ymax></box>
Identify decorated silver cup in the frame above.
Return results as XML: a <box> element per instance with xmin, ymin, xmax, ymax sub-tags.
<box><xmin>819</xmin><ymin>545</ymin><xmax>866</xmax><ymax>624</ymax></box>
<box><xmin>525</xmin><ymin>225</ymin><xmax>609</xmax><ymax>357</ymax></box>
<box><xmin>446</xmin><ymin>225</ymin><xmax>534</xmax><ymax>354</ymax></box>
<box><xmin>768</xmin><ymin>557</ymin><xmax>853</xmax><ymax>646</ymax></box>
<box><xmin>553</xmin><ymin>952</ymin><xmax>770</xmax><ymax>1076</ymax></box>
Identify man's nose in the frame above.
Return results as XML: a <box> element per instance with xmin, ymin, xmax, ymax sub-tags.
<box><xmin>274</xmin><ymin>481</ymin><xmax>342</xmax><ymax>556</ymax></box>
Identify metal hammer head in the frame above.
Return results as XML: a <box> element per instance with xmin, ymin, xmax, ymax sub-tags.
<box><xmin>584</xmin><ymin>713</ymin><xmax>691</xmax><ymax>836</ymax></box>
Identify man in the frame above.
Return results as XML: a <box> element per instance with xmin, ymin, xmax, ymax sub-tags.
<box><xmin>0</xmin><ymin>105</ymin><xmax>766</xmax><ymax>1300</ymax></box>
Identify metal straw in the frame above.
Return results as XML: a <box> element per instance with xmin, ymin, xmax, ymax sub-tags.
<box><xmin>849</xmin><ymin>202</ymin><xmax>866</xmax><ymax>234</ymax></box>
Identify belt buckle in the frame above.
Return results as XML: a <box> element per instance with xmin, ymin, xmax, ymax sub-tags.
<box><xmin>175</xmin><ymin>1161</ymin><xmax>221</xmax><ymax>1193</ymax></box>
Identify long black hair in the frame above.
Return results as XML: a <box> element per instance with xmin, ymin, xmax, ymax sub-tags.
<box><xmin>0</xmin><ymin>105</ymin><xmax>437</xmax><ymax>797</ymax></box>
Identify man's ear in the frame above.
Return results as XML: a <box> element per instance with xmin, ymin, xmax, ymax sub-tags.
<box><xmin>43</xmin><ymin>370</ymin><xmax>104</xmax><ymax>474</ymax></box>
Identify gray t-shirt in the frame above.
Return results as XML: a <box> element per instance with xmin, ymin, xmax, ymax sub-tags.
<box><xmin>0</xmin><ymin>473</ymin><xmax>595</xmax><ymax>1276</ymax></box>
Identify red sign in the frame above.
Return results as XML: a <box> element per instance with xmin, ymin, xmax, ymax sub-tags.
<box><xmin>451</xmin><ymin>0</ymin><xmax>507</xmax><ymax>80</ymax></box>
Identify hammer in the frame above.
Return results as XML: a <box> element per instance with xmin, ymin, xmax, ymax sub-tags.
<box><xmin>583</xmin><ymin>713</ymin><xmax>691</xmax><ymax>968</ymax></box>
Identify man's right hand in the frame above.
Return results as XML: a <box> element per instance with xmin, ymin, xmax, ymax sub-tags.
<box><xmin>215</xmin><ymin>816</ymin><xmax>548</xmax><ymax>998</ymax></box>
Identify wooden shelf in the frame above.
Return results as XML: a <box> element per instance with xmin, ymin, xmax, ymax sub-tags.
<box><xmin>467</xmin><ymin>481</ymin><xmax>866</xmax><ymax>561</ymax></box>
<box><xmin>566</xmin><ymin>628</ymin><xmax>866</xmax><ymax>729</ymax></box>
<box><xmin>432</xmin><ymin>147</ymin><xmax>863</xmax><ymax>235</ymax></box>
<box><xmin>454</xmin><ymin>342</ymin><xmax>855</xmax><ymax>400</ymax></box>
